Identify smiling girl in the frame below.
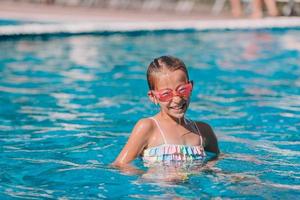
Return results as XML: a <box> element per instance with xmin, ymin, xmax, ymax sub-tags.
<box><xmin>113</xmin><ymin>56</ymin><xmax>219</xmax><ymax>167</ymax></box>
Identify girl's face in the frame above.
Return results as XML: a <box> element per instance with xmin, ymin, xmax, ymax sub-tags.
<box><xmin>150</xmin><ymin>69</ymin><xmax>192</xmax><ymax>119</ymax></box>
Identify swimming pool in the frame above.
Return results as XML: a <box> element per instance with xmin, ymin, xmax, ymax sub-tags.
<box><xmin>0</xmin><ymin>28</ymin><xmax>299</xmax><ymax>199</ymax></box>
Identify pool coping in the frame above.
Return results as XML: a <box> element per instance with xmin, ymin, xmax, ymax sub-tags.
<box><xmin>0</xmin><ymin>17</ymin><xmax>300</xmax><ymax>37</ymax></box>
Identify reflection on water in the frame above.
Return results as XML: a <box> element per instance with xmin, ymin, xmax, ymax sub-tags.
<box><xmin>0</xmin><ymin>29</ymin><xmax>300</xmax><ymax>199</ymax></box>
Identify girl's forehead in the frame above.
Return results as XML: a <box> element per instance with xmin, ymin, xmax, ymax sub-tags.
<box><xmin>153</xmin><ymin>70</ymin><xmax>188</xmax><ymax>89</ymax></box>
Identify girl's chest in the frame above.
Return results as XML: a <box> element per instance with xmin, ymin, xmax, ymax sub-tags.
<box><xmin>148</xmin><ymin>128</ymin><xmax>202</xmax><ymax>148</ymax></box>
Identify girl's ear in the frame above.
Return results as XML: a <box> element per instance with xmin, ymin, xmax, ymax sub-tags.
<box><xmin>148</xmin><ymin>91</ymin><xmax>158</xmax><ymax>104</ymax></box>
<box><xmin>190</xmin><ymin>80</ymin><xmax>194</xmax><ymax>92</ymax></box>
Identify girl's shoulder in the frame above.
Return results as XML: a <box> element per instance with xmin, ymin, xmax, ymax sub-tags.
<box><xmin>191</xmin><ymin>120</ymin><xmax>215</xmax><ymax>142</ymax></box>
<box><xmin>193</xmin><ymin>120</ymin><xmax>219</xmax><ymax>154</ymax></box>
<box><xmin>126</xmin><ymin>118</ymin><xmax>157</xmax><ymax>150</ymax></box>
<box><xmin>193</xmin><ymin>121</ymin><xmax>214</xmax><ymax>134</ymax></box>
<box><xmin>132</xmin><ymin>117</ymin><xmax>156</xmax><ymax>135</ymax></box>
<box><xmin>136</xmin><ymin>117</ymin><xmax>155</xmax><ymax>126</ymax></box>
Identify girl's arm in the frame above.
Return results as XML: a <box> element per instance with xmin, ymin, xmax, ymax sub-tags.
<box><xmin>196</xmin><ymin>122</ymin><xmax>220</xmax><ymax>154</ymax></box>
<box><xmin>112</xmin><ymin>118</ymin><xmax>153</xmax><ymax>167</ymax></box>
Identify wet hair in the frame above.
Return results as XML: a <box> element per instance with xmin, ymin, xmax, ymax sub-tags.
<box><xmin>146</xmin><ymin>55</ymin><xmax>189</xmax><ymax>90</ymax></box>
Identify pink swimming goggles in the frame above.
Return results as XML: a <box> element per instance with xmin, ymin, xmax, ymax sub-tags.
<box><xmin>151</xmin><ymin>81</ymin><xmax>193</xmax><ymax>102</ymax></box>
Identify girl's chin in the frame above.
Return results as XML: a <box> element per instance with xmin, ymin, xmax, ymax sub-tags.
<box><xmin>167</xmin><ymin>110</ymin><xmax>186</xmax><ymax>119</ymax></box>
<box><xmin>161</xmin><ymin>105</ymin><xmax>188</xmax><ymax>119</ymax></box>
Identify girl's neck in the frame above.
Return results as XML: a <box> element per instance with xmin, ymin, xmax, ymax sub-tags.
<box><xmin>157</xmin><ymin>112</ymin><xmax>186</xmax><ymax>126</ymax></box>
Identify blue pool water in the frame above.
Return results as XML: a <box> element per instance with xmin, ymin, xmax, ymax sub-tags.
<box><xmin>0</xmin><ymin>28</ymin><xmax>300</xmax><ymax>199</ymax></box>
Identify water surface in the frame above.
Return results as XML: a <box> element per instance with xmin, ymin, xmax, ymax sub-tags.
<box><xmin>0</xmin><ymin>28</ymin><xmax>300</xmax><ymax>199</ymax></box>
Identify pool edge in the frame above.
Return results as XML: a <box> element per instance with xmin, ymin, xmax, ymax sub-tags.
<box><xmin>1</xmin><ymin>17</ymin><xmax>300</xmax><ymax>37</ymax></box>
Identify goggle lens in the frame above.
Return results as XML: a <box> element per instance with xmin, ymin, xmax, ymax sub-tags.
<box><xmin>154</xmin><ymin>82</ymin><xmax>192</xmax><ymax>102</ymax></box>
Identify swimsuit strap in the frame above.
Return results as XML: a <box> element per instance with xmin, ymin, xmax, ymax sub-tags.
<box><xmin>192</xmin><ymin>120</ymin><xmax>203</xmax><ymax>146</ymax></box>
<box><xmin>149</xmin><ymin>117</ymin><xmax>168</xmax><ymax>144</ymax></box>
<box><xmin>186</xmin><ymin>118</ymin><xmax>203</xmax><ymax>146</ymax></box>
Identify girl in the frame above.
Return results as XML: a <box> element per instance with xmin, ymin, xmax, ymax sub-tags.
<box><xmin>113</xmin><ymin>56</ymin><xmax>219</xmax><ymax>168</ymax></box>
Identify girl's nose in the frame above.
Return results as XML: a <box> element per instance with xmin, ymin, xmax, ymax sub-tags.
<box><xmin>172</xmin><ymin>94</ymin><xmax>183</xmax><ymax>103</ymax></box>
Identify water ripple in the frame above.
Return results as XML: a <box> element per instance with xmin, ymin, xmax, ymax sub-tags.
<box><xmin>4</xmin><ymin>141</ymin><xmax>96</xmax><ymax>153</ymax></box>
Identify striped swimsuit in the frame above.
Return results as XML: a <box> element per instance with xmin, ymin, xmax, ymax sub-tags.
<box><xmin>143</xmin><ymin>117</ymin><xmax>206</xmax><ymax>164</ymax></box>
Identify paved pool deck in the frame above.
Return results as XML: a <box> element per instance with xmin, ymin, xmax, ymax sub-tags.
<box><xmin>0</xmin><ymin>1</ymin><xmax>232</xmax><ymax>22</ymax></box>
<box><xmin>0</xmin><ymin>1</ymin><xmax>300</xmax><ymax>36</ymax></box>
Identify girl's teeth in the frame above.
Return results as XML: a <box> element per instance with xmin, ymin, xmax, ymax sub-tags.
<box><xmin>172</xmin><ymin>105</ymin><xmax>184</xmax><ymax>109</ymax></box>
